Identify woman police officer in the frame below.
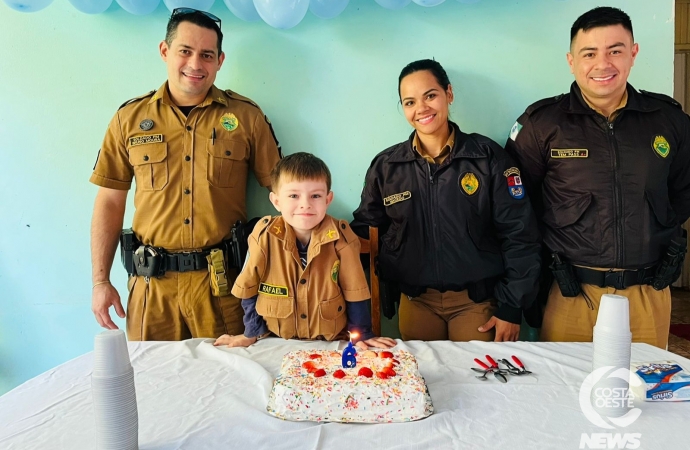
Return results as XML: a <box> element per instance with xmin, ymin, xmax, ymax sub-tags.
<box><xmin>351</xmin><ymin>59</ymin><xmax>541</xmax><ymax>341</ymax></box>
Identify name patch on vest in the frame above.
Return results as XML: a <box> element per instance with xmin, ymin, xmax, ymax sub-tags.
<box><xmin>128</xmin><ymin>134</ymin><xmax>163</xmax><ymax>147</ymax></box>
<box><xmin>259</xmin><ymin>283</ymin><xmax>289</xmax><ymax>297</ymax></box>
<box><xmin>383</xmin><ymin>191</ymin><xmax>411</xmax><ymax>206</ymax></box>
<box><xmin>550</xmin><ymin>149</ymin><xmax>588</xmax><ymax>158</ymax></box>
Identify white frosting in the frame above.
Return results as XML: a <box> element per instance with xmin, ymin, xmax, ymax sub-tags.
<box><xmin>267</xmin><ymin>349</ymin><xmax>433</xmax><ymax>423</ymax></box>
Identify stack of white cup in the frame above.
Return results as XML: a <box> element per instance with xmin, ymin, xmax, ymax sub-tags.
<box><xmin>91</xmin><ymin>329</ymin><xmax>138</xmax><ymax>450</ymax></box>
<box><xmin>591</xmin><ymin>294</ymin><xmax>633</xmax><ymax>418</ymax></box>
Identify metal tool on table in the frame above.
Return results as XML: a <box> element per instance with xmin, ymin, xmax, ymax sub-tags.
<box><xmin>472</xmin><ymin>356</ymin><xmax>508</xmax><ymax>383</ymax></box>
<box><xmin>509</xmin><ymin>355</ymin><xmax>532</xmax><ymax>375</ymax></box>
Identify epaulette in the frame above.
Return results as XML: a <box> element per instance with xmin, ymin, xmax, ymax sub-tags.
<box><xmin>640</xmin><ymin>90</ymin><xmax>682</xmax><ymax>109</ymax></box>
<box><xmin>253</xmin><ymin>215</ymin><xmax>275</xmax><ymax>237</ymax></box>
<box><xmin>337</xmin><ymin>219</ymin><xmax>357</xmax><ymax>244</ymax></box>
<box><xmin>118</xmin><ymin>90</ymin><xmax>156</xmax><ymax>110</ymax></box>
<box><xmin>525</xmin><ymin>94</ymin><xmax>564</xmax><ymax>116</ymax></box>
<box><xmin>224</xmin><ymin>89</ymin><xmax>259</xmax><ymax>108</ymax></box>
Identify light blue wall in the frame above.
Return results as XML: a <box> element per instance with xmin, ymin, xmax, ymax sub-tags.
<box><xmin>0</xmin><ymin>0</ymin><xmax>674</xmax><ymax>394</ymax></box>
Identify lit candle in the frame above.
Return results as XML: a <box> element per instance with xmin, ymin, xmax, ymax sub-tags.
<box><xmin>342</xmin><ymin>332</ymin><xmax>358</xmax><ymax>368</ymax></box>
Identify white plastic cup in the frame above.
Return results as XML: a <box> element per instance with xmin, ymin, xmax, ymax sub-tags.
<box><xmin>92</xmin><ymin>368</ymin><xmax>138</xmax><ymax>449</ymax></box>
<box><xmin>93</xmin><ymin>330</ymin><xmax>132</xmax><ymax>377</ymax></box>
<box><xmin>595</xmin><ymin>294</ymin><xmax>631</xmax><ymax>333</ymax></box>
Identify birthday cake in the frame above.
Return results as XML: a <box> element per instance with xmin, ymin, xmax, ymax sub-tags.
<box><xmin>266</xmin><ymin>349</ymin><xmax>433</xmax><ymax>423</ymax></box>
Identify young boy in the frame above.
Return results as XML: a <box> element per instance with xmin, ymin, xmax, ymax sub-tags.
<box><xmin>214</xmin><ymin>153</ymin><xmax>395</xmax><ymax>349</ymax></box>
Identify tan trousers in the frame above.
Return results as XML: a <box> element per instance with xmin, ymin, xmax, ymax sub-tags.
<box><xmin>398</xmin><ymin>289</ymin><xmax>496</xmax><ymax>341</ymax></box>
<box><xmin>540</xmin><ymin>281</ymin><xmax>671</xmax><ymax>349</ymax></box>
<box><xmin>125</xmin><ymin>268</ymin><xmax>244</xmax><ymax>341</ymax></box>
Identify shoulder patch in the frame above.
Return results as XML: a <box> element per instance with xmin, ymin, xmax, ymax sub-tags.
<box><xmin>224</xmin><ymin>89</ymin><xmax>259</xmax><ymax>108</ymax></box>
<box><xmin>525</xmin><ymin>94</ymin><xmax>564</xmax><ymax>116</ymax></box>
<box><xmin>118</xmin><ymin>90</ymin><xmax>156</xmax><ymax>110</ymax></box>
<box><xmin>640</xmin><ymin>90</ymin><xmax>682</xmax><ymax>109</ymax></box>
<box><xmin>509</xmin><ymin>121</ymin><xmax>522</xmax><ymax>141</ymax></box>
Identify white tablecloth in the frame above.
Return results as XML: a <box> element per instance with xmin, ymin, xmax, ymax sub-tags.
<box><xmin>1</xmin><ymin>339</ymin><xmax>689</xmax><ymax>449</ymax></box>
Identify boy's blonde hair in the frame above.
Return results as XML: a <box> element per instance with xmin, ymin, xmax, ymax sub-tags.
<box><xmin>270</xmin><ymin>152</ymin><xmax>332</xmax><ymax>192</ymax></box>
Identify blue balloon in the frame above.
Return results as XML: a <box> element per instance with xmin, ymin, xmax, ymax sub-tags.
<box><xmin>309</xmin><ymin>0</ymin><xmax>348</xmax><ymax>19</ymax></box>
<box><xmin>412</xmin><ymin>0</ymin><xmax>444</xmax><ymax>6</ymax></box>
<box><xmin>3</xmin><ymin>0</ymin><xmax>53</xmax><ymax>12</ymax></box>
<box><xmin>374</xmin><ymin>0</ymin><xmax>410</xmax><ymax>10</ymax></box>
<box><xmin>68</xmin><ymin>0</ymin><xmax>113</xmax><ymax>14</ymax></box>
<box><xmin>164</xmin><ymin>0</ymin><xmax>215</xmax><ymax>12</ymax></box>
<box><xmin>116</xmin><ymin>0</ymin><xmax>160</xmax><ymax>15</ymax></box>
<box><xmin>253</xmin><ymin>0</ymin><xmax>309</xmax><ymax>29</ymax></box>
<box><xmin>223</xmin><ymin>0</ymin><xmax>260</xmax><ymax>22</ymax></box>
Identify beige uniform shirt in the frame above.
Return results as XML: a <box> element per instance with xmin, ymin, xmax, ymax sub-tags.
<box><xmin>232</xmin><ymin>215</ymin><xmax>370</xmax><ymax>340</ymax></box>
<box><xmin>90</xmin><ymin>82</ymin><xmax>281</xmax><ymax>250</ymax></box>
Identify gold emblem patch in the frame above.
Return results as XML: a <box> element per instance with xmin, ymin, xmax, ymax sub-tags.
<box><xmin>259</xmin><ymin>283</ymin><xmax>288</xmax><ymax>297</ymax></box>
<box><xmin>652</xmin><ymin>135</ymin><xmax>670</xmax><ymax>158</ymax></box>
<box><xmin>460</xmin><ymin>173</ymin><xmax>480</xmax><ymax>196</ymax></box>
<box><xmin>550</xmin><ymin>149</ymin><xmax>589</xmax><ymax>158</ymax></box>
<box><xmin>331</xmin><ymin>260</ymin><xmax>340</xmax><ymax>283</ymax></box>
<box><xmin>383</xmin><ymin>191</ymin><xmax>411</xmax><ymax>206</ymax></box>
<box><xmin>220</xmin><ymin>113</ymin><xmax>239</xmax><ymax>132</ymax></box>
<box><xmin>503</xmin><ymin>167</ymin><xmax>520</xmax><ymax>177</ymax></box>
<box><xmin>326</xmin><ymin>229</ymin><xmax>336</xmax><ymax>239</ymax></box>
<box><xmin>128</xmin><ymin>134</ymin><xmax>163</xmax><ymax>147</ymax></box>
<box><xmin>272</xmin><ymin>225</ymin><xmax>282</xmax><ymax>235</ymax></box>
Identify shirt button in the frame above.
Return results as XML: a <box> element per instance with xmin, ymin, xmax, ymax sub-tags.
<box><xmin>300</xmin><ymin>279</ymin><xmax>306</xmax><ymax>285</ymax></box>
<box><xmin>225</xmin><ymin>150</ymin><xmax>231</xmax><ymax>156</ymax></box>
<box><xmin>341</xmin><ymin>223</ymin><xmax>346</xmax><ymax>229</ymax></box>
<box><xmin>338</xmin><ymin>306</ymin><xmax>343</xmax><ymax>312</ymax></box>
<box><xmin>184</xmin><ymin>189</ymin><xmax>190</xmax><ymax>195</ymax></box>
<box><xmin>185</xmin><ymin>156</ymin><xmax>191</xmax><ymax>161</ymax></box>
<box><xmin>184</xmin><ymin>219</ymin><xmax>190</xmax><ymax>225</ymax></box>
<box><xmin>186</xmin><ymin>126</ymin><xmax>192</xmax><ymax>131</ymax></box>
<box><xmin>143</xmin><ymin>155</ymin><xmax>149</xmax><ymax>161</ymax></box>
<box><xmin>300</xmin><ymin>314</ymin><xmax>307</xmax><ymax>319</ymax></box>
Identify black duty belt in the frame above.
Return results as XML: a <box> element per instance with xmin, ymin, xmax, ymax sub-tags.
<box><xmin>161</xmin><ymin>251</ymin><xmax>212</xmax><ymax>273</ymax></box>
<box><xmin>130</xmin><ymin>244</ymin><xmax>226</xmax><ymax>278</ymax></box>
<box><xmin>573</xmin><ymin>266</ymin><xmax>656</xmax><ymax>290</ymax></box>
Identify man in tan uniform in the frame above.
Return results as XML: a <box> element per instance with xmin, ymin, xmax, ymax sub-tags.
<box><xmin>90</xmin><ymin>8</ymin><xmax>281</xmax><ymax>340</ymax></box>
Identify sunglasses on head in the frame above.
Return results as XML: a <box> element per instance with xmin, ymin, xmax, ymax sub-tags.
<box><xmin>171</xmin><ymin>7</ymin><xmax>221</xmax><ymax>29</ymax></box>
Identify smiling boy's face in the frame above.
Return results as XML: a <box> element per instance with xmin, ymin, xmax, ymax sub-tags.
<box><xmin>269</xmin><ymin>176</ymin><xmax>333</xmax><ymax>243</ymax></box>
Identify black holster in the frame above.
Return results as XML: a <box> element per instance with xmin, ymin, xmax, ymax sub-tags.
<box><xmin>119</xmin><ymin>229</ymin><xmax>139</xmax><ymax>276</ymax></box>
<box><xmin>652</xmin><ymin>235</ymin><xmax>687</xmax><ymax>290</ymax></box>
<box><xmin>228</xmin><ymin>218</ymin><xmax>260</xmax><ymax>271</ymax></box>
<box><xmin>549</xmin><ymin>252</ymin><xmax>582</xmax><ymax>297</ymax></box>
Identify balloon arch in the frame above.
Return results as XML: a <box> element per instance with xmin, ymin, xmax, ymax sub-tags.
<box><xmin>3</xmin><ymin>0</ymin><xmax>563</xmax><ymax>29</ymax></box>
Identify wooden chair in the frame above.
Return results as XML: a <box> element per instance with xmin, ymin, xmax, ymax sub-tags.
<box><xmin>358</xmin><ymin>227</ymin><xmax>381</xmax><ymax>336</ymax></box>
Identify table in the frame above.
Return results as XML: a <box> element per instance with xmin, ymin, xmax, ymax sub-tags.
<box><xmin>1</xmin><ymin>339</ymin><xmax>689</xmax><ymax>449</ymax></box>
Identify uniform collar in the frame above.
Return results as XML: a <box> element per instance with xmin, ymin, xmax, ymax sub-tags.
<box><xmin>412</xmin><ymin>126</ymin><xmax>455</xmax><ymax>164</ymax></box>
<box><xmin>389</xmin><ymin>121</ymin><xmax>481</xmax><ymax>163</ymax></box>
<box><xmin>148</xmin><ymin>82</ymin><xmax>227</xmax><ymax>108</ymax></box>
<box><xmin>268</xmin><ymin>215</ymin><xmax>340</xmax><ymax>251</ymax></box>
<box><xmin>563</xmin><ymin>82</ymin><xmax>660</xmax><ymax>116</ymax></box>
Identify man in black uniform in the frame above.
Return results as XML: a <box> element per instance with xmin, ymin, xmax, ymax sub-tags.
<box><xmin>506</xmin><ymin>6</ymin><xmax>690</xmax><ymax>348</ymax></box>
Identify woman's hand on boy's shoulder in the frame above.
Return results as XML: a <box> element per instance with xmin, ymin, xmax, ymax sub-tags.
<box><xmin>213</xmin><ymin>334</ymin><xmax>258</xmax><ymax>348</ymax></box>
<box><xmin>356</xmin><ymin>336</ymin><xmax>397</xmax><ymax>350</ymax></box>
